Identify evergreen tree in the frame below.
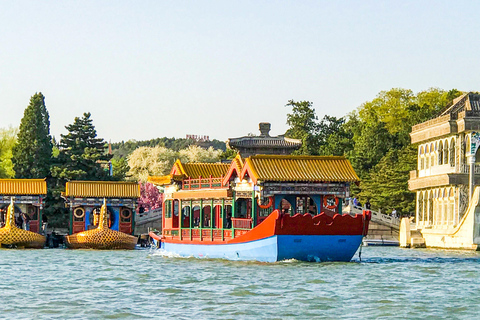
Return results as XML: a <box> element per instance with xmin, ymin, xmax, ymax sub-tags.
<box><xmin>52</xmin><ymin>112</ymin><xmax>111</xmax><ymax>181</ymax></box>
<box><xmin>12</xmin><ymin>93</ymin><xmax>53</xmax><ymax>178</ymax></box>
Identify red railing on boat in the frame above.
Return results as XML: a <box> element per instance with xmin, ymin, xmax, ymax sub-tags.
<box><xmin>232</xmin><ymin>218</ymin><xmax>252</xmax><ymax>229</ymax></box>
<box><xmin>182</xmin><ymin>176</ymin><xmax>224</xmax><ymax>190</ymax></box>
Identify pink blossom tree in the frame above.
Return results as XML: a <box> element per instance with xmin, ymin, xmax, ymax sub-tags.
<box><xmin>138</xmin><ymin>182</ymin><xmax>163</xmax><ymax>213</ymax></box>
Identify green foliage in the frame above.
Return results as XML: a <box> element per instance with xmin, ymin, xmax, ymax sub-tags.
<box><xmin>0</xmin><ymin>127</ymin><xmax>18</xmax><ymax>178</ymax></box>
<box><xmin>111</xmin><ymin>157</ymin><xmax>130</xmax><ymax>181</ymax></box>
<box><xmin>220</xmin><ymin>148</ymin><xmax>237</xmax><ymax>160</ymax></box>
<box><xmin>359</xmin><ymin>145</ymin><xmax>417</xmax><ymax>215</ymax></box>
<box><xmin>12</xmin><ymin>93</ymin><xmax>53</xmax><ymax>179</ymax></box>
<box><xmin>285</xmin><ymin>87</ymin><xmax>462</xmax><ymax>213</ymax></box>
<box><xmin>285</xmin><ymin>100</ymin><xmax>320</xmax><ymax>155</ymax></box>
<box><xmin>52</xmin><ymin>112</ymin><xmax>111</xmax><ymax>181</ymax></box>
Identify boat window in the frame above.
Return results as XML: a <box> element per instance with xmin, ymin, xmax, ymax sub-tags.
<box><xmin>120</xmin><ymin>208</ymin><xmax>132</xmax><ymax>223</ymax></box>
<box><xmin>203</xmin><ymin>206</ymin><xmax>211</xmax><ymax>227</ymax></box>
<box><xmin>165</xmin><ymin>200</ymin><xmax>172</xmax><ymax>218</ymax></box>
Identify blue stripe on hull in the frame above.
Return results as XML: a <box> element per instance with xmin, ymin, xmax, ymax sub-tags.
<box><xmin>161</xmin><ymin>235</ymin><xmax>362</xmax><ymax>262</ymax></box>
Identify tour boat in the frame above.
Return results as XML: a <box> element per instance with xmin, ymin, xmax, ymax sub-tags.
<box><xmin>66</xmin><ymin>199</ymin><xmax>137</xmax><ymax>250</ymax></box>
<box><xmin>148</xmin><ymin>154</ymin><xmax>371</xmax><ymax>262</ymax></box>
<box><xmin>150</xmin><ymin>209</ymin><xmax>370</xmax><ymax>262</ymax></box>
<box><xmin>0</xmin><ymin>198</ymin><xmax>45</xmax><ymax>249</ymax></box>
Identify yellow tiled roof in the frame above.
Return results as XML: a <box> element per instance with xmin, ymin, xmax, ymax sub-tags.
<box><xmin>148</xmin><ymin>175</ymin><xmax>172</xmax><ymax>186</ymax></box>
<box><xmin>175</xmin><ymin>161</ymin><xmax>230</xmax><ymax>179</ymax></box>
<box><xmin>64</xmin><ymin>181</ymin><xmax>140</xmax><ymax>198</ymax></box>
<box><xmin>245</xmin><ymin>155</ymin><xmax>359</xmax><ymax>182</ymax></box>
<box><xmin>0</xmin><ymin>179</ymin><xmax>47</xmax><ymax>195</ymax></box>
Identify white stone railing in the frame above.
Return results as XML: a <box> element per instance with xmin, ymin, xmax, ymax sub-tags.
<box><xmin>459</xmin><ymin>164</ymin><xmax>480</xmax><ymax>174</ymax></box>
<box><xmin>344</xmin><ymin>205</ymin><xmax>401</xmax><ymax>229</ymax></box>
<box><xmin>136</xmin><ymin>207</ymin><xmax>162</xmax><ymax>225</ymax></box>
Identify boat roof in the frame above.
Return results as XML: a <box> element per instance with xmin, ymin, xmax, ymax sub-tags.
<box><xmin>64</xmin><ymin>181</ymin><xmax>140</xmax><ymax>198</ymax></box>
<box><xmin>241</xmin><ymin>155</ymin><xmax>359</xmax><ymax>183</ymax></box>
<box><xmin>170</xmin><ymin>160</ymin><xmax>230</xmax><ymax>179</ymax></box>
<box><xmin>0</xmin><ymin>179</ymin><xmax>47</xmax><ymax>195</ymax></box>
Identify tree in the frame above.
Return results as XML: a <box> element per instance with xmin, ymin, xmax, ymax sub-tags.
<box><xmin>317</xmin><ymin>115</ymin><xmax>354</xmax><ymax>156</ymax></box>
<box><xmin>138</xmin><ymin>182</ymin><xmax>163</xmax><ymax>212</ymax></box>
<box><xmin>359</xmin><ymin>145</ymin><xmax>417</xmax><ymax>216</ymax></box>
<box><xmin>285</xmin><ymin>100</ymin><xmax>320</xmax><ymax>155</ymax></box>
<box><xmin>0</xmin><ymin>127</ymin><xmax>18</xmax><ymax>178</ymax></box>
<box><xmin>127</xmin><ymin>146</ymin><xmax>177</xmax><ymax>182</ymax></box>
<box><xmin>177</xmin><ymin>145</ymin><xmax>222</xmax><ymax>163</ymax></box>
<box><xmin>12</xmin><ymin>93</ymin><xmax>53</xmax><ymax>178</ymax></box>
<box><xmin>52</xmin><ymin>112</ymin><xmax>111</xmax><ymax>181</ymax></box>
<box><xmin>111</xmin><ymin>157</ymin><xmax>129</xmax><ymax>181</ymax></box>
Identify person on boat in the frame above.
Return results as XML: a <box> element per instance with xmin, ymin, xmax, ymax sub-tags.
<box><xmin>42</xmin><ymin>214</ymin><xmax>48</xmax><ymax>234</ymax></box>
<box><xmin>22</xmin><ymin>213</ymin><xmax>30</xmax><ymax>231</ymax></box>
<box><xmin>0</xmin><ymin>208</ymin><xmax>4</xmax><ymax>227</ymax></box>
<box><xmin>226</xmin><ymin>214</ymin><xmax>232</xmax><ymax>228</ymax></box>
<box><xmin>15</xmin><ymin>213</ymin><xmax>23</xmax><ymax>228</ymax></box>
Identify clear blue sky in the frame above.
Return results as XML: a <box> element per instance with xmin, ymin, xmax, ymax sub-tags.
<box><xmin>1</xmin><ymin>1</ymin><xmax>479</xmax><ymax>143</ymax></box>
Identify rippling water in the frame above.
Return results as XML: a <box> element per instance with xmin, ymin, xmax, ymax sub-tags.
<box><xmin>1</xmin><ymin>246</ymin><xmax>480</xmax><ymax>319</ymax></box>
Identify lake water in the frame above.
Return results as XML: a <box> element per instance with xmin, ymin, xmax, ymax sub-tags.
<box><xmin>1</xmin><ymin>246</ymin><xmax>480</xmax><ymax>319</ymax></box>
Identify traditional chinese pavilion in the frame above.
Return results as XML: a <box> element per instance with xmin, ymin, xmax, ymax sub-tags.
<box><xmin>0</xmin><ymin>179</ymin><xmax>47</xmax><ymax>233</ymax></box>
<box><xmin>227</xmin><ymin>122</ymin><xmax>302</xmax><ymax>157</ymax></box>
<box><xmin>63</xmin><ymin>181</ymin><xmax>140</xmax><ymax>235</ymax></box>
<box><xmin>149</xmin><ymin>154</ymin><xmax>359</xmax><ymax>241</ymax></box>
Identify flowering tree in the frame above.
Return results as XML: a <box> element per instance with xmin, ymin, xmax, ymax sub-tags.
<box><xmin>127</xmin><ymin>145</ymin><xmax>222</xmax><ymax>182</ymax></box>
<box><xmin>177</xmin><ymin>145</ymin><xmax>222</xmax><ymax>163</ymax></box>
<box><xmin>127</xmin><ymin>146</ymin><xmax>176</xmax><ymax>182</ymax></box>
<box><xmin>138</xmin><ymin>182</ymin><xmax>163</xmax><ymax>213</ymax></box>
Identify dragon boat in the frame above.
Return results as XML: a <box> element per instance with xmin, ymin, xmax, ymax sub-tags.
<box><xmin>0</xmin><ymin>199</ymin><xmax>45</xmax><ymax>249</ymax></box>
<box><xmin>66</xmin><ymin>199</ymin><xmax>137</xmax><ymax>250</ymax></box>
<box><xmin>149</xmin><ymin>154</ymin><xmax>371</xmax><ymax>262</ymax></box>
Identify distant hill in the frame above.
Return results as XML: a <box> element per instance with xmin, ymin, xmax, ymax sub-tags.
<box><xmin>110</xmin><ymin>137</ymin><xmax>227</xmax><ymax>158</ymax></box>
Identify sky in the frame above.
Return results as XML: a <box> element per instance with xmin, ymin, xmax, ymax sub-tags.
<box><xmin>1</xmin><ymin>1</ymin><xmax>480</xmax><ymax>143</ymax></box>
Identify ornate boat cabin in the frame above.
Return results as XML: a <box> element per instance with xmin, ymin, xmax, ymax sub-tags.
<box><xmin>150</xmin><ymin>154</ymin><xmax>359</xmax><ymax>243</ymax></box>
<box><xmin>0</xmin><ymin>179</ymin><xmax>47</xmax><ymax>233</ymax></box>
<box><xmin>63</xmin><ymin>181</ymin><xmax>140</xmax><ymax>235</ymax></box>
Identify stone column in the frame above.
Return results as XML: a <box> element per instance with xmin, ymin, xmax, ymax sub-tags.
<box><xmin>468</xmin><ymin>154</ymin><xmax>475</xmax><ymax>202</ymax></box>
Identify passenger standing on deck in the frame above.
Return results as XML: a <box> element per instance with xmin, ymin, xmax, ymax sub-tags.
<box><xmin>22</xmin><ymin>213</ymin><xmax>30</xmax><ymax>231</ymax></box>
<box><xmin>365</xmin><ymin>200</ymin><xmax>371</xmax><ymax>210</ymax></box>
<box><xmin>391</xmin><ymin>208</ymin><xmax>397</xmax><ymax>218</ymax></box>
<box><xmin>15</xmin><ymin>213</ymin><xmax>23</xmax><ymax>228</ymax></box>
<box><xmin>42</xmin><ymin>214</ymin><xmax>48</xmax><ymax>234</ymax></box>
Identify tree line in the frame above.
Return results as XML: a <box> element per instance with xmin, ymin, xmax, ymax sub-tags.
<box><xmin>284</xmin><ymin>88</ymin><xmax>463</xmax><ymax>216</ymax></box>
<box><xmin>0</xmin><ymin>88</ymin><xmax>464</xmax><ymax>226</ymax></box>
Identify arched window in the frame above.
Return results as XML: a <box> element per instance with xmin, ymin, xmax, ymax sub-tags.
<box><xmin>418</xmin><ymin>192</ymin><xmax>424</xmax><ymax>223</ymax></box>
<box><xmin>419</xmin><ymin>146</ymin><xmax>425</xmax><ymax>169</ymax></box>
<box><xmin>428</xmin><ymin>191</ymin><xmax>434</xmax><ymax>224</ymax></box>
<box><xmin>444</xmin><ymin>140</ymin><xmax>449</xmax><ymax>164</ymax></box>
<box><xmin>438</xmin><ymin>141</ymin><xmax>444</xmax><ymax>165</ymax></box>
<box><xmin>450</xmin><ymin>139</ymin><xmax>455</xmax><ymax>166</ymax></box>
<box><xmin>431</xmin><ymin>143</ymin><xmax>435</xmax><ymax>166</ymax></box>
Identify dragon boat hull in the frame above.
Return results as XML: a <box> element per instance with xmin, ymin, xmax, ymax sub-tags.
<box><xmin>157</xmin><ymin>234</ymin><xmax>363</xmax><ymax>262</ymax></box>
<box><xmin>151</xmin><ymin>210</ymin><xmax>371</xmax><ymax>262</ymax></box>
